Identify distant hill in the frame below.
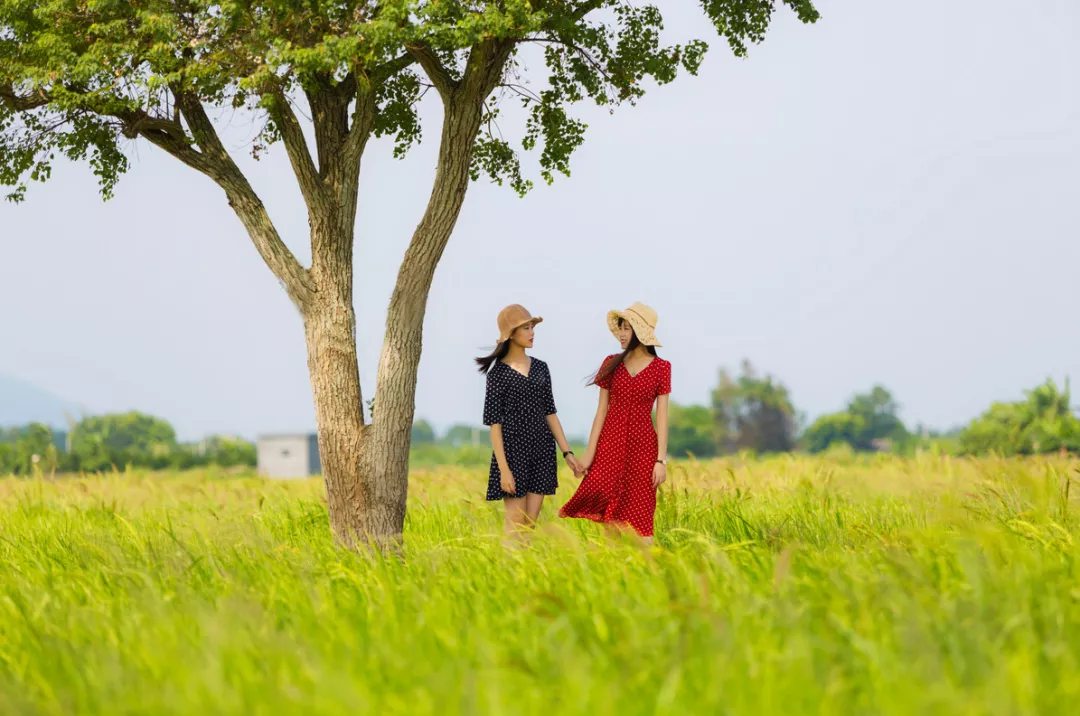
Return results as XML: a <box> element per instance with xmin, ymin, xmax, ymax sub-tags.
<box><xmin>0</xmin><ymin>375</ymin><xmax>80</xmax><ymax>429</ymax></box>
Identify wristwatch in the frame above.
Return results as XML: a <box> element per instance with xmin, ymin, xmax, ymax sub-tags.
<box><xmin>655</xmin><ymin>459</ymin><xmax>667</xmax><ymax>465</ymax></box>
<box><xmin>563</xmin><ymin>450</ymin><xmax>574</xmax><ymax>459</ymax></box>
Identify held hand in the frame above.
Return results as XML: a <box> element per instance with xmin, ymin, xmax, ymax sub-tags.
<box><xmin>573</xmin><ymin>458</ymin><xmax>588</xmax><ymax>479</ymax></box>
<box><xmin>578</xmin><ymin>454</ymin><xmax>594</xmax><ymax>477</ymax></box>
<box><xmin>565</xmin><ymin>454</ymin><xmax>581</xmax><ymax>476</ymax></box>
<box><xmin>501</xmin><ymin>470</ymin><xmax>517</xmax><ymax>495</ymax></box>
<box><xmin>652</xmin><ymin>462</ymin><xmax>667</xmax><ymax>488</ymax></box>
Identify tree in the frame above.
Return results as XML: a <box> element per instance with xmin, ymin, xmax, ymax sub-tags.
<box><xmin>846</xmin><ymin>385</ymin><xmax>908</xmax><ymax>450</ymax></box>
<box><xmin>958</xmin><ymin>378</ymin><xmax>1080</xmax><ymax>456</ymax></box>
<box><xmin>443</xmin><ymin>423</ymin><xmax>487</xmax><ymax>447</ymax></box>
<box><xmin>0</xmin><ymin>422</ymin><xmax>60</xmax><ymax>474</ymax></box>
<box><xmin>712</xmin><ymin>360</ymin><xmax>797</xmax><ymax>454</ymax></box>
<box><xmin>801</xmin><ymin>412</ymin><xmax>863</xmax><ymax>454</ymax></box>
<box><xmin>1</xmin><ymin>1</ymin><xmax>819</xmax><ymax>547</ymax></box>
<box><xmin>410</xmin><ymin>419</ymin><xmax>436</xmax><ymax>445</ymax></box>
<box><xmin>200</xmin><ymin>435</ymin><xmax>258</xmax><ymax>468</ymax></box>
<box><xmin>0</xmin><ymin>443</ymin><xmax>12</xmax><ymax>475</ymax></box>
<box><xmin>68</xmin><ymin>412</ymin><xmax>178</xmax><ymax>471</ymax></box>
<box><xmin>802</xmin><ymin>385</ymin><xmax>909</xmax><ymax>453</ymax></box>
<box><xmin>667</xmin><ymin>402</ymin><xmax>716</xmax><ymax>458</ymax></box>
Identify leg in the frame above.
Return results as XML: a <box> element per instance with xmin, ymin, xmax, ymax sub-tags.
<box><xmin>524</xmin><ymin>493</ymin><xmax>546</xmax><ymax>527</ymax></box>
<box><xmin>503</xmin><ymin>496</ymin><xmax>530</xmax><ymax>546</ymax></box>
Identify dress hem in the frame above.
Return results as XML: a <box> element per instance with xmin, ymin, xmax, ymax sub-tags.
<box><xmin>486</xmin><ymin>489</ymin><xmax>558</xmax><ymax>502</ymax></box>
<box><xmin>557</xmin><ymin>509</ymin><xmax>653</xmax><ymax>537</ymax></box>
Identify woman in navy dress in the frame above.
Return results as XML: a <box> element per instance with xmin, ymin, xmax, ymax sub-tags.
<box><xmin>476</xmin><ymin>304</ymin><xmax>579</xmax><ymax>543</ymax></box>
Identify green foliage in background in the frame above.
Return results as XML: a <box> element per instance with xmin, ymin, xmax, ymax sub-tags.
<box><xmin>712</xmin><ymin>360</ymin><xmax>798</xmax><ymax>455</ymax></box>
<box><xmin>667</xmin><ymin>403</ymin><xmax>717</xmax><ymax>458</ymax></box>
<box><xmin>0</xmin><ymin>413</ymin><xmax>255</xmax><ymax>474</ymax></box>
<box><xmin>3</xmin><ymin>375</ymin><xmax>1076</xmax><ymax>476</ymax></box>
<box><xmin>959</xmin><ymin>378</ymin><xmax>1080</xmax><ymax>456</ymax></box>
<box><xmin>802</xmin><ymin>385</ymin><xmax>910</xmax><ymax>454</ymax></box>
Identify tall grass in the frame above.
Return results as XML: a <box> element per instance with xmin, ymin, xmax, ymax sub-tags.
<box><xmin>2</xmin><ymin>455</ymin><xmax>1079</xmax><ymax>715</ymax></box>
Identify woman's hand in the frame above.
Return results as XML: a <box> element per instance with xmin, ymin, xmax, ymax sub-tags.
<box><xmin>652</xmin><ymin>461</ymin><xmax>667</xmax><ymax>488</ymax></box>
<box><xmin>577</xmin><ymin>453</ymin><xmax>594</xmax><ymax>477</ymax></box>
<box><xmin>501</xmin><ymin>470</ymin><xmax>517</xmax><ymax>495</ymax></box>
<box><xmin>565</xmin><ymin>453</ymin><xmax>581</xmax><ymax>476</ymax></box>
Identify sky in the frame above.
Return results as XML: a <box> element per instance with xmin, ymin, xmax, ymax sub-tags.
<box><xmin>2</xmin><ymin>0</ymin><xmax>1079</xmax><ymax>441</ymax></box>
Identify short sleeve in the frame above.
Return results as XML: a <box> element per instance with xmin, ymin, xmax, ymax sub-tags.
<box><xmin>541</xmin><ymin>362</ymin><xmax>557</xmax><ymax>416</ymax></box>
<box><xmin>657</xmin><ymin>360</ymin><xmax>672</xmax><ymax>396</ymax></box>
<box><xmin>482</xmin><ymin>369</ymin><xmax>505</xmax><ymax>426</ymax></box>
<box><xmin>594</xmin><ymin>355</ymin><xmax>617</xmax><ymax>390</ymax></box>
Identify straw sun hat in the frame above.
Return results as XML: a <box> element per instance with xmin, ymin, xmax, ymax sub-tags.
<box><xmin>607</xmin><ymin>302</ymin><xmax>662</xmax><ymax>348</ymax></box>
<box><xmin>496</xmin><ymin>304</ymin><xmax>543</xmax><ymax>343</ymax></box>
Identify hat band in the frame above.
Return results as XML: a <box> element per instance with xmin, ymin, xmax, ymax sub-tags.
<box><xmin>623</xmin><ymin>309</ymin><xmax>656</xmax><ymax>332</ymax></box>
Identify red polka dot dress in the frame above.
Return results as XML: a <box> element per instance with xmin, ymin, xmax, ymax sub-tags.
<box><xmin>559</xmin><ymin>355</ymin><xmax>672</xmax><ymax>537</ymax></box>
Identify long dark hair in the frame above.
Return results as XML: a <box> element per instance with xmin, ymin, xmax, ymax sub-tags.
<box><xmin>475</xmin><ymin>340</ymin><xmax>511</xmax><ymax>374</ymax></box>
<box><xmin>588</xmin><ymin>318</ymin><xmax>658</xmax><ymax>386</ymax></box>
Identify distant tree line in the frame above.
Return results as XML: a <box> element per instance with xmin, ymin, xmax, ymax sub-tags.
<box><xmin>4</xmin><ymin>370</ymin><xmax>1076</xmax><ymax>476</ymax></box>
<box><xmin>410</xmin><ymin>421</ymin><xmax>491</xmax><ymax>448</ymax></box>
<box><xmin>0</xmin><ymin>412</ymin><xmax>255</xmax><ymax>476</ymax></box>
<box><xmin>0</xmin><ymin>412</ymin><xmax>492</xmax><ymax>476</ymax></box>
<box><xmin>664</xmin><ymin>360</ymin><xmax>1079</xmax><ymax>459</ymax></box>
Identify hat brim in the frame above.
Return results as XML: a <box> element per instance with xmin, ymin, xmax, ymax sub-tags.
<box><xmin>499</xmin><ymin>316</ymin><xmax>543</xmax><ymax>343</ymax></box>
<box><xmin>607</xmin><ymin>310</ymin><xmax>662</xmax><ymax>348</ymax></box>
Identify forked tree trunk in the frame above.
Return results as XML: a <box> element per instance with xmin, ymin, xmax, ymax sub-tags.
<box><xmin>111</xmin><ymin>45</ymin><xmax>509</xmax><ymax>549</ymax></box>
<box><xmin>298</xmin><ymin>64</ymin><xmax>501</xmax><ymax>549</ymax></box>
<box><xmin>208</xmin><ymin>43</ymin><xmax>514</xmax><ymax>550</ymax></box>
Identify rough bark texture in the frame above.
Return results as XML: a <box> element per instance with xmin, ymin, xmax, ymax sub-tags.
<box><xmin>126</xmin><ymin>45</ymin><xmax>511</xmax><ymax>548</ymax></box>
<box><xmin>303</xmin><ymin>282</ymin><xmax>369</xmax><ymax>544</ymax></box>
<box><xmin>294</xmin><ymin>86</ymin><xmax>377</xmax><ymax>547</ymax></box>
<box><xmin>360</xmin><ymin>41</ymin><xmax>515</xmax><ymax>547</ymax></box>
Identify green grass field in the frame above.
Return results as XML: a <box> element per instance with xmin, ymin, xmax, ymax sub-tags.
<box><xmin>2</xmin><ymin>455</ymin><xmax>1080</xmax><ymax>715</ymax></box>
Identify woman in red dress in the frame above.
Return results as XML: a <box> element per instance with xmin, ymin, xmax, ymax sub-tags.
<box><xmin>559</xmin><ymin>302</ymin><xmax>671</xmax><ymax>544</ymax></box>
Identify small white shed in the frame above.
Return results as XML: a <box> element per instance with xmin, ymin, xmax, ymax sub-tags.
<box><xmin>256</xmin><ymin>433</ymin><xmax>321</xmax><ymax>479</ymax></box>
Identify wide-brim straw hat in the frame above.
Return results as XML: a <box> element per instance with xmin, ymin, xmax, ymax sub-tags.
<box><xmin>607</xmin><ymin>302</ymin><xmax>662</xmax><ymax>347</ymax></box>
<box><xmin>497</xmin><ymin>304</ymin><xmax>543</xmax><ymax>343</ymax></box>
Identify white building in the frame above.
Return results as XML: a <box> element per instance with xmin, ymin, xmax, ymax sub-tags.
<box><xmin>256</xmin><ymin>433</ymin><xmax>321</xmax><ymax>478</ymax></box>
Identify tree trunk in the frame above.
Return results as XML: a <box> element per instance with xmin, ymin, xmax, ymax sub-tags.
<box><xmin>298</xmin><ymin>44</ymin><xmax>511</xmax><ymax>550</ymax></box>
<box><xmin>302</xmin><ymin>287</ymin><xmax>373</xmax><ymax>546</ymax></box>
<box><xmin>359</xmin><ymin>95</ymin><xmax>488</xmax><ymax>546</ymax></box>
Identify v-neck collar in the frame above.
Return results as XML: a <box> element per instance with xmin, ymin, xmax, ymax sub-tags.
<box><xmin>501</xmin><ymin>357</ymin><xmax>533</xmax><ymax>379</ymax></box>
<box><xmin>623</xmin><ymin>357</ymin><xmax>655</xmax><ymax>379</ymax></box>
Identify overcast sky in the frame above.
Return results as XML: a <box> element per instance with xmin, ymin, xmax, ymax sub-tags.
<box><xmin>2</xmin><ymin>0</ymin><xmax>1078</xmax><ymax>441</ymax></box>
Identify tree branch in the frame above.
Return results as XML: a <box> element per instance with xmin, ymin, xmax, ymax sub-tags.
<box><xmin>525</xmin><ymin>38</ymin><xmax>613</xmax><ymax>83</ymax></box>
<box><xmin>132</xmin><ymin>126</ymin><xmax>213</xmax><ymax>174</ymax></box>
<box><xmin>372</xmin><ymin>53</ymin><xmax>416</xmax><ymax>84</ymax></box>
<box><xmin>571</xmin><ymin>0</ymin><xmax>605</xmax><ymax>21</ymax></box>
<box><xmin>405</xmin><ymin>44</ymin><xmax>457</xmax><ymax>99</ymax></box>
<box><xmin>0</xmin><ymin>83</ymin><xmax>51</xmax><ymax>111</ymax></box>
<box><xmin>499</xmin><ymin>82</ymin><xmax>542</xmax><ymax>103</ymax></box>
<box><xmin>119</xmin><ymin>113</ymin><xmax>188</xmax><ymax>143</ymax></box>
<box><xmin>266</xmin><ymin>89</ymin><xmax>324</xmax><ymax>207</ymax></box>
<box><xmin>168</xmin><ymin>89</ymin><xmax>315</xmax><ymax>308</ymax></box>
<box><xmin>172</xmin><ymin>88</ymin><xmax>229</xmax><ymax>160</ymax></box>
<box><xmin>461</xmin><ymin>40</ymin><xmax>516</xmax><ymax>99</ymax></box>
<box><xmin>343</xmin><ymin>86</ymin><xmax>376</xmax><ymax>167</ymax></box>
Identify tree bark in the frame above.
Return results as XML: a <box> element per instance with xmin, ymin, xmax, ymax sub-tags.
<box><xmin>302</xmin><ymin>274</ymin><xmax>371</xmax><ymax>546</ymax></box>
<box><xmin>359</xmin><ymin>41</ymin><xmax>515</xmax><ymax>547</ymax></box>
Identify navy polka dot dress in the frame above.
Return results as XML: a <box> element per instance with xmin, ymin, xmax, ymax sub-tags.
<box><xmin>482</xmin><ymin>358</ymin><xmax>559</xmax><ymax>500</ymax></box>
